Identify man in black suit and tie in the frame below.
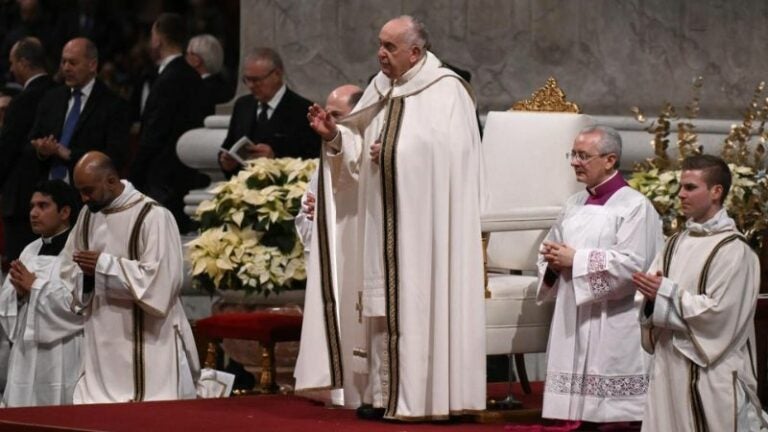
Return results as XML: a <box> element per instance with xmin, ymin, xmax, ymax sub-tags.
<box><xmin>29</xmin><ymin>37</ymin><xmax>129</xmax><ymax>182</ymax></box>
<box><xmin>186</xmin><ymin>34</ymin><xmax>234</xmax><ymax>116</ymax></box>
<box><xmin>219</xmin><ymin>47</ymin><xmax>319</xmax><ymax>177</ymax></box>
<box><xmin>0</xmin><ymin>37</ymin><xmax>54</xmax><ymax>263</ymax></box>
<box><xmin>130</xmin><ymin>13</ymin><xmax>207</xmax><ymax>233</ymax></box>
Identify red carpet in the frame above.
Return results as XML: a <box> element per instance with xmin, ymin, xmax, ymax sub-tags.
<box><xmin>0</xmin><ymin>383</ymin><xmax>541</xmax><ymax>432</ymax></box>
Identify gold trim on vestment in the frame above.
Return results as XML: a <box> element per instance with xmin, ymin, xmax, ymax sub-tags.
<box><xmin>380</xmin><ymin>96</ymin><xmax>405</xmax><ymax>418</ymax></box>
<box><xmin>127</xmin><ymin>202</ymin><xmax>154</xmax><ymax>402</ymax></box>
<box><xmin>316</xmin><ymin>151</ymin><xmax>344</xmax><ymax>388</ymax></box>
<box><xmin>102</xmin><ymin>197</ymin><xmax>144</xmax><ymax>215</ymax></box>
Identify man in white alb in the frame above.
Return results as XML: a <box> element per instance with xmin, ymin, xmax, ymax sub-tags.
<box><xmin>538</xmin><ymin>126</ymin><xmax>663</xmax><ymax>428</ymax></box>
<box><xmin>0</xmin><ymin>180</ymin><xmax>83</xmax><ymax>406</ymax></box>
<box><xmin>59</xmin><ymin>151</ymin><xmax>200</xmax><ymax>403</ymax></box>
<box><xmin>634</xmin><ymin>154</ymin><xmax>768</xmax><ymax>431</ymax></box>
<box><xmin>303</xmin><ymin>15</ymin><xmax>485</xmax><ymax>421</ymax></box>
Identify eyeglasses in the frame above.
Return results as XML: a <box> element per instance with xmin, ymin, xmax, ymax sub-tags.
<box><xmin>242</xmin><ymin>68</ymin><xmax>276</xmax><ymax>85</ymax></box>
<box><xmin>566</xmin><ymin>151</ymin><xmax>610</xmax><ymax>163</ymax></box>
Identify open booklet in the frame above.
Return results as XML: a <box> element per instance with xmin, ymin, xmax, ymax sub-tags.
<box><xmin>220</xmin><ymin>136</ymin><xmax>253</xmax><ymax>165</ymax></box>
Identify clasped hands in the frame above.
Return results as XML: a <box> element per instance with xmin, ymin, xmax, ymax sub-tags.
<box><xmin>31</xmin><ymin>135</ymin><xmax>71</xmax><ymax>160</ymax></box>
<box><xmin>632</xmin><ymin>271</ymin><xmax>662</xmax><ymax>301</ymax></box>
<box><xmin>73</xmin><ymin>250</ymin><xmax>101</xmax><ymax>276</ymax></box>
<box><xmin>541</xmin><ymin>241</ymin><xmax>575</xmax><ymax>272</ymax></box>
<box><xmin>8</xmin><ymin>260</ymin><xmax>35</xmax><ymax>297</ymax></box>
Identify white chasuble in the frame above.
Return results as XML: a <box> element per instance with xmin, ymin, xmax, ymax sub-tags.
<box><xmin>295</xmin><ymin>52</ymin><xmax>486</xmax><ymax>420</ymax></box>
<box><xmin>0</xmin><ymin>237</ymin><xmax>84</xmax><ymax>406</ymax></box>
<box><xmin>640</xmin><ymin>209</ymin><xmax>768</xmax><ymax>432</ymax></box>
<box><xmin>537</xmin><ymin>187</ymin><xmax>663</xmax><ymax>422</ymax></box>
<box><xmin>59</xmin><ymin>181</ymin><xmax>200</xmax><ymax>403</ymax></box>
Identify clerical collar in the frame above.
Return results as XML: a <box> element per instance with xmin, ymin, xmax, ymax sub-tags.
<box><xmin>686</xmin><ymin>208</ymin><xmax>736</xmax><ymax>236</ymax></box>
<box><xmin>585</xmin><ymin>171</ymin><xmax>627</xmax><ymax>205</ymax></box>
<box><xmin>40</xmin><ymin>227</ymin><xmax>71</xmax><ymax>256</ymax></box>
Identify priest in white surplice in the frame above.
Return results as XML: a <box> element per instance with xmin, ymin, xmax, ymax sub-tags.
<box><xmin>0</xmin><ymin>180</ymin><xmax>83</xmax><ymax>406</ymax></box>
<box><xmin>302</xmin><ymin>16</ymin><xmax>485</xmax><ymax>421</ymax></box>
<box><xmin>59</xmin><ymin>152</ymin><xmax>200</xmax><ymax>403</ymax></box>
<box><xmin>634</xmin><ymin>155</ymin><xmax>768</xmax><ymax>432</ymax></box>
<box><xmin>538</xmin><ymin>126</ymin><xmax>663</xmax><ymax>426</ymax></box>
<box><xmin>294</xmin><ymin>84</ymin><xmax>365</xmax><ymax>408</ymax></box>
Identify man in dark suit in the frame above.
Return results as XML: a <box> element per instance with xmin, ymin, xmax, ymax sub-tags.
<box><xmin>0</xmin><ymin>37</ymin><xmax>54</xmax><ymax>263</ymax></box>
<box><xmin>186</xmin><ymin>34</ymin><xmax>234</xmax><ymax>116</ymax></box>
<box><xmin>219</xmin><ymin>47</ymin><xmax>319</xmax><ymax>178</ymax></box>
<box><xmin>29</xmin><ymin>37</ymin><xmax>129</xmax><ymax>182</ymax></box>
<box><xmin>130</xmin><ymin>13</ymin><xmax>207</xmax><ymax>233</ymax></box>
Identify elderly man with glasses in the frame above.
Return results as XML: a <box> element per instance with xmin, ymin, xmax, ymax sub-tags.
<box><xmin>536</xmin><ymin>125</ymin><xmax>664</xmax><ymax>430</ymax></box>
<box><xmin>218</xmin><ymin>47</ymin><xmax>319</xmax><ymax>178</ymax></box>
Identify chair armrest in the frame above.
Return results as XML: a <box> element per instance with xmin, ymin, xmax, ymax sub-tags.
<box><xmin>481</xmin><ymin>206</ymin><xmax>561</xmax><ymax>232</ymax></box>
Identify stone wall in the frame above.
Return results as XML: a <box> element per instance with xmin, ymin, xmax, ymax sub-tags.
<box><xmin>239</xmin><ymin>0</ymin><xmax>768</xmax><ymax>118</ymax></box>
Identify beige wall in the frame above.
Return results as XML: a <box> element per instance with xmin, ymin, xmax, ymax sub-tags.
<box><xmin>239</xmin><ymin>0</ymin><xmax>767</xmax><ymax>118</ymax></box>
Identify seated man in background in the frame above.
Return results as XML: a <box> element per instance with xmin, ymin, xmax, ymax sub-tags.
<box><xmin>185</xmin><ymin>34</ymin><xmax>234</xmax><ymax>116</ymax></box>
<box><xmin>635</xmin><ymin>155</ymin><xmax>768</xmax><ymax>431</ymax></box>
<box><xmin>218</xmin><ymin>47</ymin><xmax>319</xmax><ymax>178</ymax></box>
<box><xmin>0</xmin><ymin>180</ymin><xmax>83</xmax><ymax>407</ymax></box>
<box><xmin>538</xmin><ymin>126</ymin><xmax>663</xmax><ymax>429</ymax></box>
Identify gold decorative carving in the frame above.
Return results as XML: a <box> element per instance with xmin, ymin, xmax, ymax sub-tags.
<box><xmin>510</xmin><ymin>77</ymin><xmax>581</xmax><ymax>113</ymax></box>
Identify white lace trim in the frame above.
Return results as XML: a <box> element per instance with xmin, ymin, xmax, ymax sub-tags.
<box><xmin>587</xmin><ymin>250</ymin><xmax>611</xmax><ymax>298</ymax></box>
<box><xmin>545</xmin><ymin>372</ymin><xmax>649</xmax><ymax>397</ymax></box>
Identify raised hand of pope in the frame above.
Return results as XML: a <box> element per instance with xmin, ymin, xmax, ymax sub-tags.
<box><xmin>307</xmin><ymin>104</ymin><xmax>337</xmax><ymax>141</ymax></box>
<box><xmin>73</xmin><ymin>250</ymin><xmax>101</xmax><ymax>276</ymax></box>
<box><xmin>541</xmin><ymin>241</ymin><xmax>575</xmax><ymax>272</ymax></box>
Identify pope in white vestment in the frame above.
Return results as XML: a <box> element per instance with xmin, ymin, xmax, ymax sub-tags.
<box><xmin>0</xmin><ymin>230</ymin><xmax>84</xmax><ymax>406</ymax></box>
<box><xmin>60</xmin><ymin>161</ymin><xmax>200</xmax><ymax>403</ymax></box>
<box><xmin>538</xmin><ymin>127</ymin><xmax>664</xmax><ymax>424</ymax></box>
<box><xmin>299</xmin><ymin>17</ymin><xmax>485</xmax><ymax>420</ymax></box>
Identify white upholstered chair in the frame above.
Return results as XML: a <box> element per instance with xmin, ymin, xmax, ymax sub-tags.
<box><xmin>482</xmin><ymin>86</ymin><xmax>594</xmax><ymax>394</ymax></box>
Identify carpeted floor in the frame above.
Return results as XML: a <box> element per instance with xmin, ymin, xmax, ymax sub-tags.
<box><xmin>0</xmin><ymin>382</ymin><xmax>542</xmax><ymax>432</ymax></box>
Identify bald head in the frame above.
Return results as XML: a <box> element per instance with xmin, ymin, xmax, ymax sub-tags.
<box><xmin>325</xmin><ymin>84</ymin><xmax>363</xmax><ymax>119</ymax></box>
<box><xmin>74</xmin><ymin>152</ymin><xmax>123</xmax><ymax>213</ymax></box>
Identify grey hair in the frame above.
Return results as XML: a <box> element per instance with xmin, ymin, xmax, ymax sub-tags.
<box><xmin>581</xmin><ymin>125</ymin><xmax>622</xmax><ymax>169</ymax></box>
<box><xmin>244</xmin><ymin>47</ymin><xmax>284</xmax><ymax>72</ymax></box>
<box><xmin>188</xmin><ymin>34</ymin><xmax>224</xmax><ymax>75</ymax></box>
<box><xmin>398</xmin><ymin>15</ymin><xmax>430</xmax><ymax>52</ymax></box>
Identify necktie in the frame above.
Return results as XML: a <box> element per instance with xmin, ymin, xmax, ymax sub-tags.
<box><xmin>257</xmin><ymin>102</ymin><xmax>269</xmax><ymax>126</ymax></box>
<box><xmin>51</xmin><ymin>88</ymin><xmax>82</xmax><ymax>180</ymax></box>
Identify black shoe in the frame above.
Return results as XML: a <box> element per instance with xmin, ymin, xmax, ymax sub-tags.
<box><xmin>225</xmin><ymin>359</ymin><xmax>256</xmax><ymax>392</ymax></box>
<box><xmin>356</xmin><ymin>404</ymin><xmax>386</xmax><ymax>420</ymax></box>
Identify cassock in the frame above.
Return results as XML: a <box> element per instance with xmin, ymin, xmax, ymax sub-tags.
<box><xmin>294</xmin><ymin>51</ymin><xmax>485</xmax><ymax>420</ymax></box>
<box><xmin>59</xmin><ymin>181</ymin><xmax>201</xmax><ymax>403</ymax></box>
<box><xmin>537</xmin><ymin>172</ymin><xmax>663</xmax><ymax>422</ymax></box>
<box><xmin>0</xmin><ymin>229</ymin><xmax>83</xmax><ymax>406</ymax></box>
<box><xmin>640</xmin><ymin>209</ymin><xmax>768</xmax><ymax>431</ymax></box>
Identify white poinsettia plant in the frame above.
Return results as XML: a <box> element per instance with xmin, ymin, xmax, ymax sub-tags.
<box><xmin>187</xmin><ymin>157</ymin><xmax>317</xmax><ymax>296</ymax></box>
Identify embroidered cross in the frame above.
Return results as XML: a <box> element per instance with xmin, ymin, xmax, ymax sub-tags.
<box><xmin>356</xmin><ymin>291</ymin><xmax>363</xmax><ymax>323</ymax></box>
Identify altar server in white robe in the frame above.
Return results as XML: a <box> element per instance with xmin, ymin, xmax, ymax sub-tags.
<box><xmin>634</xmin><ymin>155</ymin><xmax>768</xmax><ymax>432</ymax></box>
<box><xmin>538</xmin><ymin>126</ymin><xmax>663</xmax><ymax>426</ymax></box>
<box><xmin>0</xmin><ymin>180</ymin><xmax>83</xmax><ymax>406</ymax></box>
<box><xmin>303</xmin><ymin>16</ymin><xmax>485</xmax><ymax>421</ymax></box>
<box><xmin>59</xmin><ymin>151</ymin><xmax>200</xmax><ymax>403</ymax></box>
